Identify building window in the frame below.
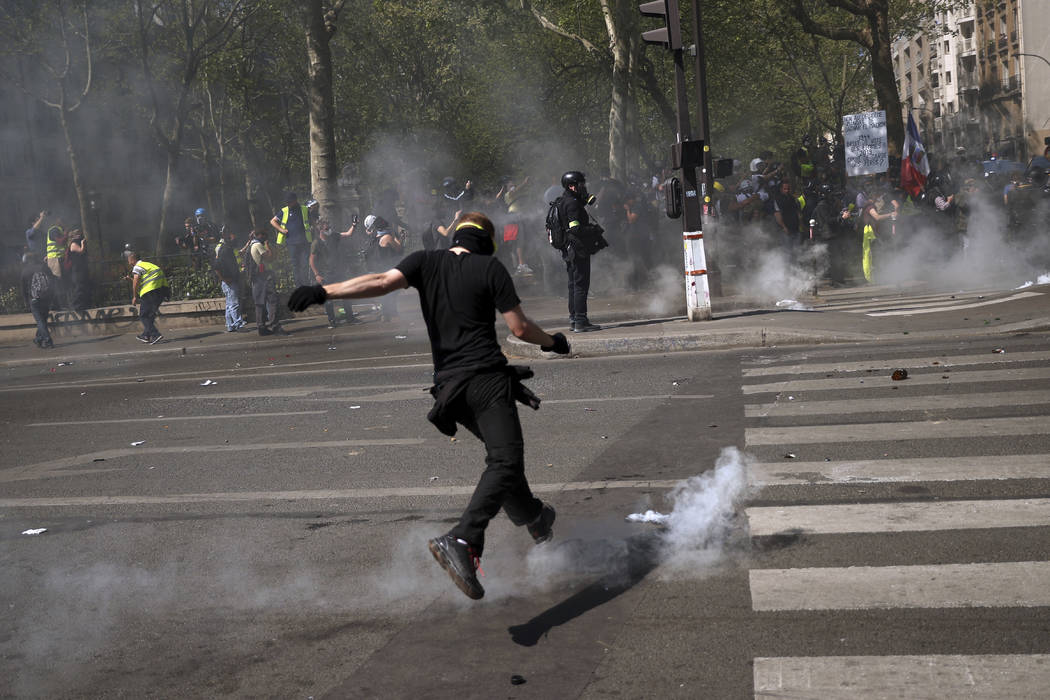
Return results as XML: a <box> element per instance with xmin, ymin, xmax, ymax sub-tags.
<box><xmin>946</xmin><ymin>71</ymin><xmax>952</xmax><ymax>84</ymax></box>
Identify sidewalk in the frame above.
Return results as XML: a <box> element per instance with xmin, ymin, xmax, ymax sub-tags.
<box><xmin>2</xmin><ymin>280</ymin><xmax>1048</xmax><ymax>368</ymax></box>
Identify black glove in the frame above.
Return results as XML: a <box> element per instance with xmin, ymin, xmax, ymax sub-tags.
<box><xmin>288</xmin><ymin>284</ymin><xmax>327</xmax><ymax>311</ymax></box>
<box><xmin>541</xmin><ymin>332</ymin><xmax>570</xmax><ymax>355</ymax></box>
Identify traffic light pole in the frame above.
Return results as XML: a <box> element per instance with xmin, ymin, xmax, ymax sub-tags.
<box><xmin>640</xmin><ymin>0</ymin><xmax>711</xmax><ymax>321</ymax></box>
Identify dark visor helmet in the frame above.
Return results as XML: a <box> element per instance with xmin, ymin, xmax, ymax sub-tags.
<box><xmin>561</xmin><ymin>171</ymin><xmax>586</xmax><ymax>189</ymax></box>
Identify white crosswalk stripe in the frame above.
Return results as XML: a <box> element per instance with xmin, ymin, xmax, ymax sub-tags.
<box><xmin>754</xmin><ymin>654</ymin><xmax>1050</xmax><ymax>699</ymax></box>
<box><xmin>740</xmin><ymin>345</ymin><xmax>1050</xmax><ymax>698</ymax></box>
<box><xmin>805</xmin><ymin>288</ymin><xmax>1043</xmax><ymax>316</ymax></box>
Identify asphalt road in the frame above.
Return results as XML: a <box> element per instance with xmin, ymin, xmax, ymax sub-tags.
<box><xmin>2</xmin><ymin>312</ymin><xmax>1050</xmax><ymax>698</ymax></box>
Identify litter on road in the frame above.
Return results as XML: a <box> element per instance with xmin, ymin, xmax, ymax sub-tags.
<box><xmin>21</xmin><ymin>528</ymin><xmax>47</xmax><ymax>535</ymax></box>
<box><xmin>130</xmin><ymin>440</ymin><xmax>145</xmax><ymax>446</ymax></box>
<box><xmin>626</xmin><ymin>510</ymin><xmax>669</xmax><ymax>524</ymax></box>
<box><xmin>891</xmin><ymin>369</ymin><xmax>909</xmax><ymax>380</ymax></box>
<box><xmin>200</xmin><ymin>379</ymin><xmax>217</xmax><ymax>386</ymax></box>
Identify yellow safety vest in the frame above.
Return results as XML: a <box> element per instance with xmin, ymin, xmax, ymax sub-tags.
<box><xmin>276</xmin><ymin>205</ymin><xmax>313</xmax><ymax>245</ymax></box>
<box><xmin>136</xmin><ymin>260</ymin><xmax>168</xmax><ymax>296</ymax></box>
<box><xmin>46</xmin><ymin>226</ymin><xmax>65</xmax><ymax>259</ymax></box>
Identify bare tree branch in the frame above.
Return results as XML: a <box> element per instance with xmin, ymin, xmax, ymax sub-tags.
<box><xmin>787</xmin><ymin>0</ymin><xmax>870</xmax><ymax>47</ymax></box>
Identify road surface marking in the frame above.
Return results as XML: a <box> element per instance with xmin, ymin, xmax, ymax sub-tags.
<box><xmin>0</xmin><ymin>478</ymin><xmax>682</xmax><ymax>508</ymax></box>
<box><xmin>300</xmin><ymin>393</ymin><xmax>716</xmax><ymax>404</ymax></box>
<box><xmin>0</xmin><ymin>439</ymin><xmax>425</xmax><ymax>483</ymax></box>
<box><xmin>754</xmin><ymin>655</ymin><xmax>1050</xmax><ymax>699</ymax></box>
<box><xmin>813</xmin><ymin>290</ymin><xmax>993</xmax><ymax>311</ymax></box>
<box><xmin>149</xmin><ymin>383</ymin><xmax>426</xmax><ymax>400</ymax></box>
<box><xmin>0</xmin><ymin>361</ymin><xmax>433</xmax><ymax>394</ymax></box>
<box><xmin>749</xmin><ymin>561</ymin><xmax>1050</xmax><ymax>611</ymax></box>
<box><xmin>746</xmin><ymin>415</ymin><xmax>1050</xmax><ymax>445</ymax></box>
<box><xmin>861</xmin><ymin>291</ymin><xmax>1041</xmax><ymax>317</ymax></box>
<box><xmin>741</xmin><ymin>366</ymin><xmax>1050</xmax><ymax>394</ymax></box>
<box><xmin>747</xmin><ymin>454</ymin><xmax>1050</xmax><ymax>486</ymax></box>
<box><xmin>745</xmin><ymin>389</ymin><xmax>1050</xmax><ymax>417</ymax></box>
<box><xmin>26</xmin><ymin>410</ymin><xmax>327</xmax><ymax>427</ymax></box>
<box><xmin>746</xmin><ymin>498</ymin><xmax>1050</xmax><ymax>537</ymax></box>
<box><xmin>741</xmin><ymin>350</ymin><xmax>1050</xmax><ymax>378</ymax></box>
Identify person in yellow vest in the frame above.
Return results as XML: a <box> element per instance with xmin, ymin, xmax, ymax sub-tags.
<box><xmin>269</xmin><ymin>191</ymin><xmax>314</xmax><ymax>287</ymax></box>
<box><xmin>45</xmin><ymin>222</ymin><xmax>69</xmax><ymax>308</ymax></box>
<box><xmin>123</xmin><ymin>248</ymin><xmax>170</xmax><ymax>344</ymax></box>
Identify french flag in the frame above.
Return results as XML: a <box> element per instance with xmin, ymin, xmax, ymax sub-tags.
<box><xmin>901</xmin><ymin>112</ymin><xmax>930</xmax><ymax>197</ymax></box>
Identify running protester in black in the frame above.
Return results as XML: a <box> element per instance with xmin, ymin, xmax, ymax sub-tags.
<box><xmin>288</xmin><ymin>212</ymin><xmax>569</xmax><ymax>600</ymax></box>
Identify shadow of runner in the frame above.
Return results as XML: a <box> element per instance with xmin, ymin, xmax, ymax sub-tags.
<box><xmin>507</xmin><ymin>531</ymin><xmax>662</xmax><ymax>647</ymax></box>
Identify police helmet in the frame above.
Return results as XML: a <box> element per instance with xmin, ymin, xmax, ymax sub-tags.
<box><xmin>363</xmin><ymin>214</ymin><xmax>377</xmax><ymax>230</ymax></box>
<box><xmin>441</xmin><ymin>177</ymin><xmax>458</xmax><ymax>192</ymax></box>
<box><xmin>195</xmin><ymin>207</ymin><xmax>206</xmax><ymax>218</ymax></box>
<box><xmin>561</xmin><ymin>171</ymin><xmax>586</xmax><ymax>189</ymax></box>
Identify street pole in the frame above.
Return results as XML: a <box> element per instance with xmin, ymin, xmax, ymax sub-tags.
<box><xmin>687</xmin><ymin>0</ymin><xmax>720</xmax><ymax>297</ymax></box>
<box><xmin>640</xmin><ymin>0</ymin><xmax>711</xmax><ymax>321</ymax></box>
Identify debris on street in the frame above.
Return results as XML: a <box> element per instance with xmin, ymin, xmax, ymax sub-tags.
<box><xmin>626</xmin><ymin>510</ymin><xmax>669</xmax><ymax>524</ymax></box>
<box><xmin>22</xmin><ymin>528</ymin><xmax>47</xmax><ymax>535</ymax></box>
<box><xmin>891</xmin><ymin>369</ymin><xmax>909</xmax><ymax>381</ymax></box>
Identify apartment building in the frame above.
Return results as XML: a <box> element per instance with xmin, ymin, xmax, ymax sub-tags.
<box><xmin>892</xmin><ymin>1</ymin><xmax>1050</xmax><ymax>164</ymax></box>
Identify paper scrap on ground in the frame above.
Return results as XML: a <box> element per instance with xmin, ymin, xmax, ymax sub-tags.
<box><xmin>200</xmin><ymin>379</ymin><xmax>217</xmax><ymax>386</ymax></box>
<box><xmin>775</xmin><ymin>299</ymin><xmax>812</xmax><ymax>311</ymax></box>
<box><xmin>22</xmin><ymin>528</ymin><xmax>47</xmax><ymax>535</ymax></box>
<box><xmin>626</xmin><ymin>510</ymin><xmax>669</xmax><ymax>524</ymax></box>
<box><xmin>130</xmin><ymin>441</ymin><xmax>145</xmax><ymax>446</ymax></box>
<box><xmin>395</xmin><ymin>335</ymin><xmax>407</xmax><ymax>340</ymax></box>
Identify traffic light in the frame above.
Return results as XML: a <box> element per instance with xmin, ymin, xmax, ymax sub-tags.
<box><xmin>639</xmin><ymin>0</ymin><xmax>682</xmax><ymax>50</ymax></box>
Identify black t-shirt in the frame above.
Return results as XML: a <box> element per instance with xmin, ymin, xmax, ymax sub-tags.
<box><xmin>773</xmin><ymin>192</ymin><xmax>801</xmax><ymax>234</ymax></box>
<box><xmin>395</xmin><ymin>250</ymin><xmax>520</xmax><ymax>380</ymax></box>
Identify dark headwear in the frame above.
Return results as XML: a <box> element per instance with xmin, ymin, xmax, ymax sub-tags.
<box><xmin>286</xmin><ymin>192</ymin><xmax>298</xmax><ymax>204</ymax></box>
<box><xmin>451</xmin><ymin>221</ymin><xmax>494</xmax><ymax>256</ymax></box>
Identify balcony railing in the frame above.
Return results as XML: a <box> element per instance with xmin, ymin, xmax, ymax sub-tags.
<box><xmin>959</xmin><ymin>36</ymin><xmax>975</xmax><ymax>53</ymax></box>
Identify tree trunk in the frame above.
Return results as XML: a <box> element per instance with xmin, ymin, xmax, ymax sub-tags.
<box><xmin>304</xmin><ymin>0</ymin><xmax>341</xmax><ymax>225</ymax></box>
<box><xmin>57</xmin><ymin>99</ymin><xmax>92</xmax><ymax>249</ymax></box>
<box><xmin>200</xmin><ymin>128</ymin><xmax>217</xmax><ymax>218</ymax></box>
<box><xmin>869</xmin><ymin>10</ymin><xmax>903</xmax><ymax>157</ymax></box>
<box><xmin>157</xmin><ymin>145</ymin><xmax>180</xmax><ymax>256</ymax></box>
<box><xmin>601</xmin><ymin>0</ymin><xmax>631</xmax><ymax>181</ymax></box>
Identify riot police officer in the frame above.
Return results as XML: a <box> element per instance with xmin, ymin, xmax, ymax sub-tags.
<box><xmin>558</xmin><ymin>171</ymin><xmax>607</xmax><ymax>332</ymax></box>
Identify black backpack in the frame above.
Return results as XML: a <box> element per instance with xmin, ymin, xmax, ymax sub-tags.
<box><xmin>546</xmin><ymin>197</ymin><xmax>568</xmax><ymax>251</ymax></box>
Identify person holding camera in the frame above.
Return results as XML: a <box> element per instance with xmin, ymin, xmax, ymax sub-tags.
<box><xmin>213</xmin><ymin>226</ymin><xmax>245</xmax><ymax>332</ymax></box>
<box><xmin>346</xmin><ymin>213</ymin><xmax>403</xmax><ymax>321</ymax></box>
<box><xmin>25</xmin><ymin>210</ymin><xmax>48</xmax><ymax>258</ymax></box>
<box><xmin>288</xmin><ymin>211</ymin><xmax>569</xmax><ymax>600</ymax></box>
<box><xmin>309</xmin><ymin>219</ymin><xmax>355</xmax><ymax>328</ymax></box>
<box><xmin>66</xmin><ymin>228</ymin><xmax>91</xmax><ymax>312</ymax></box>
<box><xmin>557</xmin><ymin>171</ymin><xmax>607</xmax><ymax>333</ymax></box>
<box><xmin>243</xmin><ymin>228</ymin><xmax>283</xmax><ymax>336</ymax></box>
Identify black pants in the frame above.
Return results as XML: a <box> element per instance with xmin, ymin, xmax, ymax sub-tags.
<box><xmin>139</xmin><ymin>288</ymin><xmax>164</xmax><ymax>338</ymax></box>
<box><xmin>564</xmin><ymin>247</ymin><xmax>592</xmax><ymax>323</ymax></box>
<box><xmin>447</xmin><ymin>372</ymin><xmax>543</xmax><ymax>555</ymax></box>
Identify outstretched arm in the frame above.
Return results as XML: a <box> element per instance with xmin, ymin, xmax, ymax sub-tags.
<box><xmin>326</xmin><ymin>268</ymin><xmax>408</xmax><ymax>299</ymax></box>
<box><xmin>502</xmin><ymin>305</ymin><xmax>569</xmax><ymax>354</ymax></box>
